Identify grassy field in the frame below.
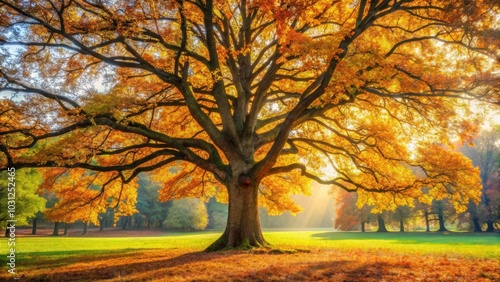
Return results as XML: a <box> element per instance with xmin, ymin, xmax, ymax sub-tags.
<box><xmin>1</xmin><ymin>230</ymin><xmax>499</xmax><ymax>281</ymax></box>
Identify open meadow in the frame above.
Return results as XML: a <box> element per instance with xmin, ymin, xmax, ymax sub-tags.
<box><xmin>1</xmin><ymin>230</ymin><xmax>499</xmax><ymax>281</ymax></box>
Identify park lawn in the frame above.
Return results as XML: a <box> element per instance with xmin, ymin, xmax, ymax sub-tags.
<box><xmin>1</xmin><ymin>231</ymin><xmax>499</xmax><ymax>281</ymax></box>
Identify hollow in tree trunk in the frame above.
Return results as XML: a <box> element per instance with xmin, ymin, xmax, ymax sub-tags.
<box><xmin>376</xmin><ymin>215</ymin><xmax>388</xmax><ymax>232</ymax></box>
<box><xmin>52</xmin><ymin>222</ymin><xmax>60</xmax><ymax>236</ymax></box>
<box><xmin>206</xmin><ymin>180</ymin><xmax>267</xmax><ymax>251</ymax></box>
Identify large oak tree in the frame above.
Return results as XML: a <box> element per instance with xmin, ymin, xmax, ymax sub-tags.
<box><xmin>0</xmin><ymin>0</ymin><xmax>498</xmax><ymax>250</ymax></box>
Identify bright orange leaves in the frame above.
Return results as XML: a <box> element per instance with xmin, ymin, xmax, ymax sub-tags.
<box><xmin>41</xmin><ymin>168</ymin><xmax>138</xmax><ymax>225</ymax></box>
<box><xmin>0</xmin><ymin>0</ymin><xmax>497</xmax><ymax>226</ymax></box>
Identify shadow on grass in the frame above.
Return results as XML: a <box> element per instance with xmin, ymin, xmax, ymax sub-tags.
<box><xmin>19</xmin><ymin>252</ymin><xmax>396</xmax><ymax>282</ymax></box>
<box><xmin>16</xmin><ymin>250</ymin><xmax>240</xmax><ymax>281</ymax></box>
<box><xmin>8</xmin><ymin>248</ymin><xmax>494</xmax><ymax>281</ymax></box>
<box><xmin>310</xmin><ymin>231</ymin><xmax>500</xmax><ymax>245</ymax></box>
<box><xmin>18</xmin><ymin>249</ymin><xmax>152</xmax><ymax>269</ymax></box>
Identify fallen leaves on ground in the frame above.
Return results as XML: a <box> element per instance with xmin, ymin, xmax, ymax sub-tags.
<box><xmin>5</xmin><ymin>248</ymin><xmax>499</xmax><ymax>281</ymax></box>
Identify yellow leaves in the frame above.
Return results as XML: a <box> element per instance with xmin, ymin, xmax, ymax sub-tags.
<box><xmin>42</xmin><ymin>169</ymin><xmax>138</xmax><ymax>225</ymax></box>
<box><xmin>1</xmin><ymin>0</ymin><xmax>495</xmax><ymax>233</ymax></box>
<box><xmin>352</xmin><ymin>141</ymin><xmax>482</xmax><ymax>214</ymax></box>
<box><xmin>152</xmin><ymin>162</ymin><xmax>219</xmax><ymax>202</ymax></box>
<box><xmin>81</xmin><ymin>85</ymin><xmax>140</xmax><ymax>119</ymax></box>
<box><xmin>417</xmin><ymin>144</ymin><xmax>482</xmax><ymax>206</ymax></box>
<box><xmin>260</xmin><ymin>169</ymin><xmax>311</xmax><ymax>215</ymax></box>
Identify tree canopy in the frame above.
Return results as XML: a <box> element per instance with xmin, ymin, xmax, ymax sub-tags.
<box><xmin>0</xmin><ymin>169</ymin><xmax>46</xmax><ymax>230</ymax></box>
<box><xmin>164</xmin><ymin>198</ymin><xmax>209</xmax><ymax>231</ymax></box>
<box><xmin>0</xmin><ymin>0</ymin><xmax>498</xmax><ymax>249</ymax></box>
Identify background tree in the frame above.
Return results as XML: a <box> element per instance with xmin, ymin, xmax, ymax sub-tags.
<box><xmin>413</xmin><ymin>200</ymin><xmax>433</xmax><ymax>232</ymax></box>
<box><xmin>1</xmin><ymin>169</ymin><xmax>46</xmax><ymax>236</ymax></box>
<box><xmin>0</xmin><ymin>0</ymin><xmax>496</xmax><ymax>250</ymax></box>
<box><xmin>98</xmin><ymin>208</ymin><xmax>115</xmax><ymax>231</ymax></box>
<box><xmin>207</xmin><ymin>197</ymin><xmax>228</xmax><ymax>229</ymax></box>
<box><xmin>376</xmin><ymin>214</ymin><xmax>389</xmax><ymax>233</ymax></box>
<box><xmin>136</xmin><ymin>173</ymin><xmax>170</xmax><ymax>229</ymax></box>
<box><xmin>40</xmin><ymin>168</ymin><xmax>138</xmax><ymax>229</ymax></box>
<box><xmin>30</xmin><ymin>211</ymin><xmax>44</xmax><ymax>235</ymax></box>
<box><xmin>461</xmin><ymin>126</ymin><xmax>500</xmax><ymax>231</ymax></box>
<box><xmin>390</xmin><ymin>206</ymin><xmax>413</xmax><ymax>232</ymax></box>
<box><xmin>430</xmin><ymin>200</ymin><xmax>456</xmax><ymax>232</ymax></box>
<box><xmin>163</xmin><ymin>198</ymin><xmax>208</xmax><ymax>231</ymax></box>
<box><xmin>334</xmin><ymin>190</ymin><xmax>374</xmax><ymax>232</ymax></box>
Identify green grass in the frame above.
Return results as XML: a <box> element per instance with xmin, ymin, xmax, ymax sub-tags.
<box><xmin>265</xmin><ymin>231</ymin><xmax>500</xmax><ymax>258</ymax></box>
<box><xmin>1</xmin><ymin>231</ymin><xmax>220</xmax><ymax>266</ymax></box>
<box><xmin>1</xmin><ymin>230</ymin><xmax>498</xmax><ymax>266</ymax></box>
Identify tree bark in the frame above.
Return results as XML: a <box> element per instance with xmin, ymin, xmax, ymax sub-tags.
<box><xmin>437</xmin><ymin>203</ymin><xmax>448</xmax><ymax>232</ymax></box>
<box><xmin>63</xmin><ymin>223</ymin><xmax>68</xmax><ymax>235</ymax></box>
<box><xmin>135</xmin><ymin>215</ymin><xmax>142</xmax><ymax>229</ymax></box>
<box><xmin>376</xmin><ymin>215</ymin><xmax>388</xmax><ymax>232</ymax></box>
<box><xmin>32</xmin><ymin>218</ymin><xmax>37</xmax><ymax>235</ymax></box>
<box><xmin>486</xmin><ymin>220</ymin><xmax>495</xmax><ymax>232</ymax></box>
<box><xmin>424</xmin><ymin>210</ymin><xmax>430</xmax><ymax>232</ymax></box>
<box><xmin>122</xmin><ymin>217</ymin><xmax>129</xmax><ymax>230</ymax></box>
<box><xmin>206</xmin><ymin>181</ymin><xmax>267</xmax><ymax>251</ymax></box>
<box><xmin>99</xmin><ymin>218</ymin><xmax>104</xmax><ymax>232</ymax></box>
<box><xmin>472</xmin><ymin>216</ymin><xmax>482</xmax><ymax>232</ymax></box>
<box><xmin>399</xmin><ymin>218</ymin><xmax>405</xmax><ymax>232</ymax></box>
<box><xmin>52</xmin><ymin>222</ymin><xmax>60</xmax><ymax>236</ymax></box>
<box><xmin>82</xmin><ymin>222</ymin><xmax>88</xmax><ymax>235</ymax></box>
<box><xmin>361</xmin><ymin>221</ymin><xmax>365</xmax><ymax>232</ymax></box>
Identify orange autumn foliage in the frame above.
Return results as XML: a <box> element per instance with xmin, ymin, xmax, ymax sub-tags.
<box><xmin>0</xmin><ymin>0</ymin><xmax>497</xmax><ymax>246</ymax></box>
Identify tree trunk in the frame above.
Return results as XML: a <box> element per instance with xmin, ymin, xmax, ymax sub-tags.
<box><xmin>486</xmin><ymin>220</ymin><xmax>495</xmax><ymax>232</ymax></box>
<box><xmin>122</xmin><ymin>217</ymin><xmax>129</xmax><ymax>230</ymax></box>
<box><xmin>82</xmin><ymin>222</ymin><xmax>88</xmax><ymax>235</ymax></box>
<box><xmin>32</xmin><ymin>218</ymin><xmax>37</xmax><ymax>235</ymax></box>
<box><xmin>4</xmin><ymin>228</ymin><xmax>8</xmax><ymax>238</ymax></box>
<box><xmin>424</xmin><ymin>210</ymin><xmax>430</xmax><ymax>232</ymax></box>
<box><xmin>399</xmin><ymin>218</ymin><xmax>405</xmax><ymax>232</ymax></box>
<box><xmin>52</xmin><ymin>222</ymin><xmax>60</xmax><ymax>236</ymax></box>
<box><xmin>135</xmin><ymin>216</ymin><xmax>142</xmax><ymax>229</ymax></box>
<box><xmin>361</xmin><ymin>221</ymin><xmax>365</xmax><ymax>232</ymax></box>
<box><xmin>437</xmin><ymin>204</ymin><xmax>448</xmax><ymax>232</ymax></box>
<box><xmin>376</xmin><ymin>215</ymin><xmax>388</xmax><ymax>232</ymax></box>
<box><xmin>99</xmin><ymin>218</ymin><xmax>104</xmax><ymax>232</ymax></box>
<box><xmin>63</xmin><ymin>223</ymin><xmax>68</xmax><ymax>235</ymax></box>
<box><xmin>206</xmin><ymin>181</ymin><xmax>267</xmax><ymax>251</ymax></box>
<box><xmin>472</xmin><ymin>216</ymin><xmax>482</xmax><ymax>232</ymax></box>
